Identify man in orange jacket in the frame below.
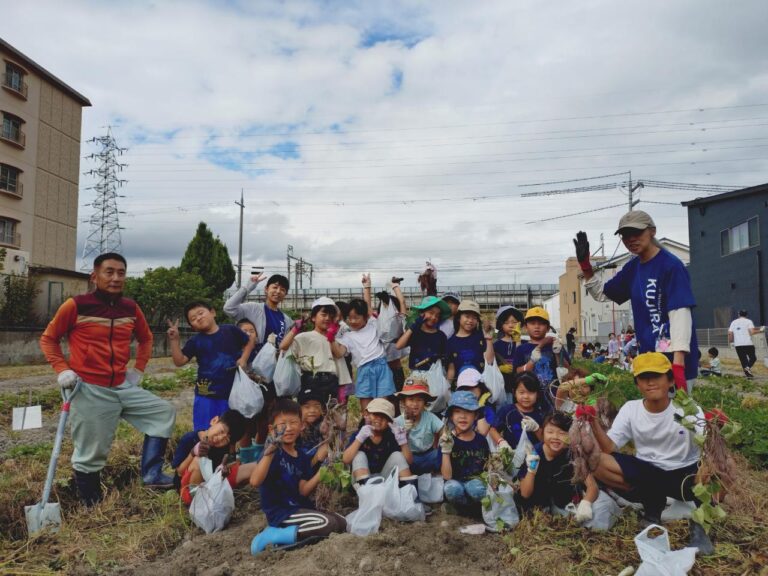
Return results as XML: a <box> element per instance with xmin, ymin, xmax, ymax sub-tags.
<box><xmin>40</xmin><ymin>253</ymin><xmax>176</xmax><ymax>505</ymax></box>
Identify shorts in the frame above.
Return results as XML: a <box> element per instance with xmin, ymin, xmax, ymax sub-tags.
<box><xmin>612</xmin><ymin>452</ymin><xmax>698</xmax><ymax>515</ymax></box>
<box><xmin>355</xmin><ymin>357</ymin><xmax>396</xmax><ymax>399</ymax></box>
<box><xmin>300</xmin><ymin>371</ymin><xmax>339</xmax><ymax>404</ymax></box>
<box><xmin>179</xmin><ymin>462</ymin><xmax>240</xmax><ymax>506</ymax></box>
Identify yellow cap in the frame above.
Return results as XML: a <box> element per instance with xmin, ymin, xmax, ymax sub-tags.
<box><xmin>524</xmin><ymin>306</ymin><xmax>550</xmax><ymax>323</ymax></box>
<box><xmin>632</xmin><ymin>352</ymin><xmax>672</xmax><ymax>376</ymax></box>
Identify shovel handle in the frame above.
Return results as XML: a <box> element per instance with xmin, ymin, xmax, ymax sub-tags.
<box><xmin>40</xmin><ymin>381</ymin><xmax>81</xmax><ymax>506</ymax></box>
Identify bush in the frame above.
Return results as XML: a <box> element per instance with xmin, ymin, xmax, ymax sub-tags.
<box><xmin>0</xmin><ymin>273</ymin><xmax>40</xmax><ymax>326</ymax></box>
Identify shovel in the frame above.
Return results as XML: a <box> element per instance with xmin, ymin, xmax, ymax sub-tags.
<box><xmin>25</xmin><ymin>380</ymin><xmax>81</xmax><ymax>536</ymax></box>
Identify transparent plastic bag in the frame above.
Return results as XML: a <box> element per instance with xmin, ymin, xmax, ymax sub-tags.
<box><xmin>511</xmin><ymin>429</ymin><xmax>534</xmax><ymax>475</ymax></box>
<box><xmin>482</xmin><ymin>482</ymin><xmax>519</xmax><ymax>531</ymax></box>
<box><xmin>346</xmin><ymin>476</ymin><xmax>387</xmax><ymax>536</ymax></box>
<box><xmin>417</xmin><ymin>474</ymin><xmax>444</xmax><ymax>504</ymax></box>
<box><xmin>228</xmin><ymin>367</ymin><xmax>265</xmax><ymax>418</ymax></box>
<box><xmin>189</xmin><ymin>470</ymin><xmax>235</xmax><ymax>534</ymax></box>
<box><xmin>482</xmin><ymin>360</ymin><xmax>507</xmax><ymax>406</ymax></box>
<box><xmin>251</xmin><ymin>341</ymin><xmax>278</xmax><ymax>381</ymax></box>
<box><xmin>575</xmin><ymin>491</ymin><xmax>622</xmax><ymax>531</ymax></box>
<box><xmin>425</xmin><ymin>361</ymin><xmax>450</xmax><ymax>414</ymax></box>
<box><xmin>377</xmin><ymin>300</ymin><xmax>404</xmax><ymax>343</ymax></box>
<box><xmin>273</xmin><ymin>352</ymin><xmax>301</xmax><ymax>397</ymax></box>
<box><xmin>382</xmin><ymin>469</ymin><xmax>425</xmax><ymax>522</ymax></box>
<box><xmin>635</xmin><ymin>524</ymin><xmax>696</xmax><ymax>576</ymax></box>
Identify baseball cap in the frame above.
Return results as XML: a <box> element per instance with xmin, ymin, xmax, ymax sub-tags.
<box><xmin>524</xmin><ymin>306</ymin><xmax>550</xmax><ymax>323</ymax></box>
<box><xmin>448</xmin><ymin>390</ymin><xmax>480</xmax><ymax>412</ymax></box>
<box><xmin>365</xmin><ymin>398</ymin><xmax>395</xmax><ymax>421</ymax></box>
<box><xmin>310</xmin><ymin>296</ymin><xmax>336</xmax><ymax>309</ymax></box>
<box><xmin>396</xmin><ymin>379</ymin><xmax>437</xmax><ymax>401</ymax></box>
<box><xmin>632</xmin><ymin>352</ymin><xmax>672</xmax><ymax>377</ymax></box>
<box><xmin>495</xmin><ymin>305</ymin><xmax>523</xmax><ymax>330</ymax></box>
<box><xmin>298</xmin><ymin>387</ymin><xmax>327</xmax><ymax>406</ymax></box>
<box><xmin>615</xmin><ymin>210</ymin><xmax>655</xmax><ymax>235</ymax></box>
<box><xmin>441</xmin><ymin>291</ymin><xmax>462</xmax><ymax>304</ymax></box>
<box><xmin>456</xmin><ymin>367</ymin><xmax>483</xmax><ymax>389</ymax></box>
<box><xmin>457</xmin><ymin>300</ymin><xmax>481</xmax><ymax>316</ymax></box>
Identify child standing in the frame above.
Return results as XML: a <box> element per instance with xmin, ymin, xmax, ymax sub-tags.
<box><xmin>249</xmin><ymin>399</ymin><xmax>346</xmax><ymax>553</ymax></box>
<box><xmin>700</xmin><ymin>347</ymin><xmax>722</xmax><ymax>377</ymax></box>
<box><xmin>494</xmin><ymin>305</ymin><xmax>523</xmax><ymax>402</ymax></box>
<box><xmin>492</xmin><ymin>371</ymin><xmax>547</xmax><ymax>449</ymax></box>
<box><xmin>513</xmin><ymin>307</ymin><xmax>561</xmax><ymax>409</ymax></box>
<box><xmin>168</xmin><ymin>300</ymin><xmax>256</xmax><ymax>431</ymax></box>
<box><xmin>445</xmin><ymin>300</ymin><xmax>496</xmax><ymax>383</ymax></box>
<box><xmin>439</xmin><ymin>291</ymin><xmax>462</xmax><ymax>338</ymax></box>
<box><xmin>440</xmin><ymin>390</ymin><xmax>490</xmax><ymax>506</ymax></box>
<box><xmin>396</xmin><ymin>296</ymin><xmax>451</xmax><ymax>373</ymax></box>
<box><xmin>393</xmin><ymin>379</ymin><xmax>443</xmax><ymax>474</ymax></box>
<box><xmin>279</xmin><ymin>297</ymin><xmax>352</xmax><ymax>404</ymax></box>
<box><xmin>517</xmin><ymin>411</ymin><xmax>598</xmax><ymax>521</ymax></box>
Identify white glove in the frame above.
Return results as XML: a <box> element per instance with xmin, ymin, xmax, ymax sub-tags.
<box><xmin>521</xmin><ymin>416</ymin><xmax>540</xmax><ymax>432</ymax></box>
<box><xmin>551</xmin><ymin>337</ymin><xmax>563</xmax><ymax>354</ymax></box>
<box><xmin>439</xmin><ymin>428</ymin><xmax>455</xmax><ymax>454</ymax></box>
<box><xmin>530</xmin><ymin>347</ymin><xmax>542</xmax><ymax>364</ymax></box>
<box><xmin>125</xmin><ymin>368</ymin><xmax>143</xmax><ymax>386</ymax></box>
<box><xmin>403</xmin><ymin>417</ymin><xmax>416</xmax><ymax>431</ymax></box>
<box><xmin>575</xmin><ymin>499</ymin><xmax>593</xmax><ymax>523</ymax></box>
<box><xmin>355</xmin><ymin>425</ymin><xmax>374</xmax><ymax>444</ymax></box>
<box><xmin>497</xmin><ymin>439</ymin><xmax>512</xmax><ymax>452</ymax></box>
<box><xmin>525</xmin><ymin>453</ymin><xmax>540</xmax><ymax>473</ymax></box>
<box><xmin>57</xmin><ymin>369</ymin><xmax>78</xmax><ymax>389</ymax></box>
<box><xmin>390</xmin><ymin>423</ymin><xmax>408</xmax><ymax>446</ymax></box>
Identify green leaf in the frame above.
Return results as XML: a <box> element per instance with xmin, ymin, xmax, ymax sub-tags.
<box><xmin>693</xmin><ymin>434</ymin><xmax>706</xmax><ymax>447</ymax></box>
<box><xmin>711</xmin><ymin>504</ymin><xmax>727</xmax><ymax>520</ymax></box>
<box><xmin>481</xmin><ymin>496</ymin><xmax>492</xmax><ymax>510</ymax></box>
<box><xmin>692</xmin><ymin>482</ymin><xmax>710</xmax><ymax>501</ymax></box>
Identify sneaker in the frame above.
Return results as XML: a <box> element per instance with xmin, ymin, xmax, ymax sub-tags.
<box><xmin>744</xmin><ymin>367</ymin><xmax>754</xmax><ymax>379</ymax></box>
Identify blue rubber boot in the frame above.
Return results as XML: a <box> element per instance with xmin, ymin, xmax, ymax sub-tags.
<box><xmin>251</xmin><ymin>525</ymin><xmax>298</xmax><ymax>555</ymax></box>
<box><xmin>140</xmin><ymin>435</ymin><xmax>174</xmax><ymax>488</ymax></box>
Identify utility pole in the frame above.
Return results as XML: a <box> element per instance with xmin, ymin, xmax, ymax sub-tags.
<box><xmin>627</xmin><ymin>171</ymin><xmax>643</xmax><ymax>211</ymax></box>
<box><xmin>286</xmin><ymin>245</ymin><xmax>314</xmax><ymax>290</ymax></box>
<box><xmin>235</xmin><ymin>189</ymin><xmax>244</xmax><ymax>287</ymax></box>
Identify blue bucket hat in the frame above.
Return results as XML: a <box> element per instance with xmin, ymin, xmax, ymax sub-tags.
<box><xmin>448</xmin><ymin>390</ymin><xmax>480</xmax><ymax>412</ymax></box>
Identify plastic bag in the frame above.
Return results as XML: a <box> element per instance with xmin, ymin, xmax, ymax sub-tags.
<box><xmin>635</xmin><ymin>524</ymin><xmax>696</xmax><ymax>576</ymax></box>
<box><xmin>482</xmin><ymin>482</ymin><xmax>519</xmax><ymax>532</ymax></box>
<box><xmin>377</xmin><ymin>300</ymin><xmax>404</xmax><ymax>343</ymax></box>
<box><xmin>251</xmin><ymin>341</ymin><xmax>278</xmax><ymax>381</ymax></box>
<box><xmin>228</xmin><ymin>367</ymin><xmax>265</xmax><ymax>418</ymax></box>
<box><xmin>346</xmin><ymin>476</ymin><xmax>387</xmax><ymax>536</ymax></box>
<box><xmin>189</xmin><ymin>470</ymin><xmax>235</xmax><ymax>534</ymax></box>
<box><xmin>425</xmin><ymin>361</ymin><xmax>450</xmax><ymax>414</ymax></box>
<box><xmin>273</xmin><ymin>351</ymin><xmax>301</xmax><ymax>397</ymax></box>
<box><xmin>482</xmin><ymin>360</ymin><xmax>507</xmax><ymax>406</ymax></box>
<box><xmin>417</xmin><ymin>474</ymin><xmax>445</xmax><ymax>504</ymax></box>
<box><xmin>582</xmin><ymin>491</ymin><xmax>622</xmax><ymax>531</ymax></box>
<box><xmin>661</xmin><ymin>498</ymin><xmax>696</xmax><ymax>522</ymax></box>
<box><xmin>511</xmin><ymin>429</ymin><xmax>534</xmax><ymax>475</ymax></box>
<box><xmin>382</xmin><ymin>469</ymin><xmax>425</xmax><ymax>522</ymax></box>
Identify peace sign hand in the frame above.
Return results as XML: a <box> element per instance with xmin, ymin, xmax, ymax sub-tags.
<box><xmin>361</xmin><ymin>273</ymin><xmax>371</xmax><ymax>289</ymax></box>
<box><xmin>166</xmin><ymin>318</ymin><xmax>180</xmax><ymax>341</ymax></box>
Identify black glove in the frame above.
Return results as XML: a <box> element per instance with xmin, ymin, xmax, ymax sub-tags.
<box><xmin>573</xmin><ymin>231</ymin><xmax>593</xmax><ymax>273</ymax></box>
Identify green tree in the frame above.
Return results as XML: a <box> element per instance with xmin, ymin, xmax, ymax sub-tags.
<box><xmin>124</xmin><ymin>266</ymin><xmax>211</xmax><ymax>326</ymax></box>
<box><xmin>0</xmin><ymin>274</ymin><xmax>40</xmax><ymax>326</ymax></box>
<box><xmin>179</xmin><ymin>222</ymin><xmax>235</xmax><ymax>298</ymax></box>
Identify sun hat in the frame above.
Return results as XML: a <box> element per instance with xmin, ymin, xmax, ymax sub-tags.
<box><xmin>456</xmin><ymin>367</ymin><xmax>483</xmax><ymax>389</ymax></box>
<box><xmin>365</xmin><ymin>398</ymin><xmax>395</xmax><ymax>421</ymax></box>
<box><xmin>615</xmin><ymin>210</ymin><xmax>656</xmax><ymax>235</ymax></box>
<box><xmin>632</xmin><ymin>352</ymin><xmax>672</xmax><ymax>377</ymax></box>
<box><xmin>447</xmin><ymin>390</ymin><xmax>481</xmax><ymax>412</ymax></box>
<box><xmin>495</xmin><ymin>305</ymin><xmax>523</xmax><ymax>330</ymax></box>
<box><xmin>413</xmin><ymin>296</ymin><xmax>451</xmax><ymax>320</ymax></box>
<box><xmin>457</xmin><ymin>300</ymin><xmax>481</xmax><ymax>317</ymax></box>
<box><xmin>310</xmin><ymin>296</ymin><xmax>336</xmax><ymax>309</ymax></box>
<box><xmin>396</xmin><ymin>378</ymin><xmax>437</xmax><ymax>401</ymax></box>
<box><xmin>441</xmin><ymin>291</ymin><xmax>462</xmax><ymax>305</ymax></box>
<box><xmin>524</xmin><ymin>306</ymin><xmax>550</xmax><ymax>323</ymax></box>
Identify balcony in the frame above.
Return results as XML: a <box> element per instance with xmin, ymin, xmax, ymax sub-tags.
<box><xmin>0</xmin><ymin>180</ymin><xmax>23</xmax><ymax>198</ymax></box>
<box><xmin>1</xmin><ymin>73</ymin><xmax>28</xmax><ymax>100</ymax></box>
<box><xmin>0</xmin><ymin>230</ymin><xmax>21</xmax><ymax>249</ymax></box>
<box><xmin>0</xmin><ymin>126</ymin><xmax>25</xmax><ymax>149</ymax></box>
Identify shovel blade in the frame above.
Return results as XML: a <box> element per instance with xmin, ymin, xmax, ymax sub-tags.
<box><xmin>25</xmin><ymin>502</ymin><xmax>62</xmax><ymax>535</ymax></box>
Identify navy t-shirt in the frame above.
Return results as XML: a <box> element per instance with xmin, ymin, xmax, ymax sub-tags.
<box><xmin>603</xmin><ymin>249</ymin><xmax>700</xmax><ymax>379</ymax></box>
<box><xmin>517</xmin><ymin>442</ymin><xmax>577</xmax><ymax>509</ymax></box>
<box><xmin>450</xmin><ymin>432</ymin><xmax>490</xmax><ymax>482</ymax></box>
<box><xmin>264</xmin><ymin>306</ymin><xmax>289</xmax><ymax>346</ymax></box>
<box><xmin>408</xmin><ymin>326</ymin><xmax>447</xmax><ymax>370</ymax></box>
<box><xmin>446</xmin><ymin>332</ymin><xmax>487</xmax><ymax>373</ymax></box>
<box><xmin>348</xmin><ymin>427</ymin><xmax>402</xmax><ymax>474</ymax></box>
<box><xmin>493</xmin><ymin>338</ymin><xmax>517</xmax><ymax>366</ymax></box>
<box><xmin>182</xmin><ymin>325</ymin><xmax>249</xmax><ymax>399</ymax></box>
<box><xmin>494</xmin><ymin>405</ymin><xmax>547</xmax><ymax>447</ymax></box>
<box><xmin>260</xmin><ymin>449</ymin><xmax>315</xmax><ymax>526</ymax></box>
<box><xmin>513</xmin><ymin>342</ymin><xmax>558</xmax><ymax>389</ymax></box>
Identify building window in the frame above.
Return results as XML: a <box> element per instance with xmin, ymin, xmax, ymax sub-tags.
<box><xmin>721</xmin><ymin>217</ymin><xmax>759</xmax><ymax>256</ymax></box>
<box><xmin>572</xmin><ymin>291</ymin><xmax>576</xmax><ymax>304</ymax></box>
<box><xmin>2</xmin><ymin>62</ymin><xmax>28</xmax><ymax>99</ymax></box>
<box><xmin>1</xmin><ymin>112</ymin><xmax>25</xmax><ymax>147</ymax></box>
<box><xmin>0</xmin><ymin>164</ymin><xmax>22</xmax><ymax>196</ymax></box>
<box><xmin>0</xmin><ymin>217</ymin><xmax>20</xmax><ymax>248</ymax></box>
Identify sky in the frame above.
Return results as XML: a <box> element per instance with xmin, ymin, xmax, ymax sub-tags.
<box><xmin>3</xmin><ymin>0</ymin><xmax>768</xmax><ymax>289</ymax></box>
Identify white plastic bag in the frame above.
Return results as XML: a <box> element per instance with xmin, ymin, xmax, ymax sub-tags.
<box><xmin>346</xmin><ymin>476</ymin><xmax>387</xmax><ymax>536</ymax></box>
<box><xmin>382</xmin><ymin>469</ymin><xmax>425</xmax><ymax>522</ymax></box>
<box><xmin>377</xmin><ymin>300</ymin><xmax>404</xmax><ymax>343</ymax></box>
<box><xmin>635</xmin><ymin>524</ymin><xmax>697</xmax><ymax>576</ymax></box>
<box><xmin>482</xmin><ymin>360</ymin><xmax>507</xmax><ymax>406</ymax></box>
<box><xmin>189</xmin><ymin>470</ymin><xmax>235</xmax><ymax>534</ymax></box>
<box><xmin>661</xmin><ymin>498</ymin><xmax>696</xmax><ymax>521</ymax></box>
<box><xmin>511</xmin><ymin>429</ymin><xmax>534</xmax><ymax>475</ymax></box>
<box><xmin>425</xmin><ymin>361</ymin><xmax>450</xmax><ymax>414</ymax></box>
<box><xmin>273</xmin><ymin>351</ymin><xmax>301</xmax><ymax>397</ymax></box>
<box><xmin>228</xmin><ymin>367</ymin><xmax>265</xmax><ymax>418</ymax></box>
<box><xmin>582</xmin><ymin>491</ymin><xmax>622</xmax><ymax>531</ymax></box>
<box><xmin>482</xmin><ymin>482</ymin><xmax>519</xmax><ymax>532</ymax></box>
<box><xmin>251</xmin><ymin>341</ymin><xmax>278</xmax><ymax>381</ymax></box>
<box><xmin>417</xmin><ymin>474</ymin><xmax>444</xmax><ymax>504</ymax></box>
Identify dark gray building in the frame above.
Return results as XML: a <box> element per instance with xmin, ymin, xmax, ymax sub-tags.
<box><xmin>683</xmin><ymin>183</ymin><xmax>768</xmax><ymax>329</ymax></box>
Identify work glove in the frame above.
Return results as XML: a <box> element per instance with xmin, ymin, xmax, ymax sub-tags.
<box><xmin>521</xmin><ymin>416</ymin><xmax>540</xmax><ymax>432</ymax></box>
<box><xmin>573</xmin><ymin>231</ymin><xmax>593</xmax><ymax>274</ymax></box>
<box><xmin>264</xmin><ymin>425</ymin><xmax>286</xmax><ymax>456</ymax></box>
<box><xmin>361</xmin><ymin>273</ymin><xmax>371</xmax><ymax>289</ymax></box>
<box><xmin>390</xmin><ymin>423</ymin><xmax>408</xmax><ymax>446</ymax></box>
<box><xmin>355</xmin><ymin>425</ymin><xmax>374</xmax><ymax>445</ymax></box>
<box><xmin>439</xmin><ymin>428</ymin><xmax>455</xmax><ymax>454</ymax></box>
<box><xmin>584</xmin><ymin>373</ymin><xmax>608</xmax><ymax>386</ymax></box>
<box><xmin>57</xmin><ymin>369</ymin><xmax>78</xmax><ymax>389</ymax></box>
<box><xmin>403</xmin><ymin>416</ymin><xmax>416</xmax><ymax>431</ymax></box>
<box><xmin>497</xmin><ymin>439</ymin><xmax>512</xmax><ymax>452</ymax></box>
<box><xmin>672</xmin><ymin>364</ymin><xmax>687</xmax><ymax>391</ymax></box>
<box><xmin>530</xmin><ymin>347</ymin><xmax>542</xmax><ymax>364</ymax></box>
<box><xmin>499</xmin><ymin>363</ymin><xmax>514</xmax><ymax>374</ymax></box>
<box><xmin>551</xmin><ymin>337</ymin><xmax>563</xmax><ymax>354</ymax></box>
<box><xmin>525</xmin><ymin>453</ymin><xmax>540</xmax><ymax>474</ymax></box>
<box><xmin>125</xmin><ymin>368</ymin><xmax>143</xmax><ymax>387</ymax></box>
<box><xmin>326</xmin><ymin>322</ymin><xmax>340</xmax><ymax>343</ymax></box>
<box><xmin>575</xmin><ymin>499</ymin><xmax>593</xmax><ymax>523</ymax></box>
<box><xmin>192</xmin><ymin>439</ymin><xmax>210</xmax><ymax>458</ymax></box>
<box><xmin>292</xmin><ymin>318</ymin><xmax>305</xmax><ymax>334</ymax></box>
<box><xmin>482</xmin><ymin>321</ymin><xmax>495</xmax><ymax>340</ymax></box>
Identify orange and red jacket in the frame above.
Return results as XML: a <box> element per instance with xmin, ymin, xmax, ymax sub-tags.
<box><xmin>40</xmin><ymin>290</ymin><xmax>153</xmax><ymax>387</ymax></box>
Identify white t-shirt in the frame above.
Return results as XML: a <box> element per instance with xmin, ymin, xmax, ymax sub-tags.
<box><xmin>439</xmin><ymin>318</ymin><xmax>455</xmax><ymax>339</ymax></box>
<box><xmin>607</xmin><ymin>399</ymin><xmax>703</xmax><ymax>471</ymax></box>
<box><xmin>729</xmin><ymin>317</ymin><xmax>755</xmax><ymax>347</ymax></box>
<box><xmin>337</xmin><ymin>317</ymin><xmax>385</xmax><ymax>367</ymax></box>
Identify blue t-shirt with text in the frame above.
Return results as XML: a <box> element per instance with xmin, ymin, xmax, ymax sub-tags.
<box><xmin>260</xmin><ymin>449</ymin><xmax>315</xmax><ymax>526</ymax></box>
<box><xmin>493</xmin><ymin>338</ymin><xmax>517</xmax><ymax>366</ymax></box>
<box><xmin>446</xmin><ymin>332</ymin><xmax>487</xmax><ymax>373</ymax></box>
<box><xmin>264</xmin><ymin>306</ymin><xmax>289</xmax><ymax>346</ymax></box>
<box><xmin>182</xmin><ymin>325</ymin><xmax>249</xmax><ymax>400</ymax></box>
<box><xmin>494</xmin><ymin>404</ymin><xmax>547</xmax><ymax>447</ymax></box>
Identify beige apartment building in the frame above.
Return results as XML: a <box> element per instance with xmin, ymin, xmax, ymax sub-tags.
<box><xmin>0</xmin><ymin>38</ymin><xmax>91</xmax><ymax>321</ymax></box>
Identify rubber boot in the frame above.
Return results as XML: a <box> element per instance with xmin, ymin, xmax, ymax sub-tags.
<box><xmin>688</xmin><ymin>520</ymin><xmax>715</xmax><ymax>555</ymax></box>
<box><xmin>140</xmin><ymin>435</ymin><xmax>174</xmax><ymax>488</ymax></box>
<box><xmin>74</xmin><ymin>470</ymin><xmax>103</xmax><ymax>507</ymax></box>
<box><xmin>250</xmin><ymin>525</ymin><xmax>298</xmax><ymax>555</ymax></box>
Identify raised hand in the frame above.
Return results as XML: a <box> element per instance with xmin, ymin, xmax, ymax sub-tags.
<box><xmin>389</xmin><ymin>423</ymin><xmax>408</xmax><ymax>446</ymax></box>
<box><xmin>573</xmin><ymin>231</ymin><xmax>593</xmax><ymax>274</ymax></box>
<box><xmin>482</xmin><ymin>320</ymin><xmax>495</xmax><ymax>339</ymax></box>
<box><xmin>355</xmin><ymin>424</ymin><xmax>374</xmax><ymax>445</ymax></box>
<box><xmin>248</xmin><ymin>273</ymin><xmax>267</xmax><ymax>292</ymax></box>
<box><xmin>439</xmin><ymin>426</ymin><xmax>455</xmax><ymax>454</ymax></box>
<box><xmin>264</xmin><ymin>424</ymin><xmax>286</xmax><ymax>456</ymax></box>
<box><xmin>166</xmin><ymin>318</ymin><xmax>180</xmax><ymax>341</ymax></box>
<box><xmin>361</xmin><ymin>273</ymin><xmax>372</xmax><ymax>289</ymax></box>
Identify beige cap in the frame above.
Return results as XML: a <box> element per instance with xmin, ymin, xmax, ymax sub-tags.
<box><xmin>365</xmin><ymin>398</ymin><xmax>395</xmax><ymax>421</ymax></box>
<box><xmin>457</xmin><ymin>300</ymin><xmax>481</xmax><ymax>315</ymax></box>
<box><xmin>615</xmin><ymin>210</ymin><xmax>655</xmax><ymax>235</ymax></box>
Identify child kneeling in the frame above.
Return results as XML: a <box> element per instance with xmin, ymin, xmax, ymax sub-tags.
<box><xmin>250</xmin><ymin>399</ymin><xmax>345</xmax><ymax>553</ymax></box>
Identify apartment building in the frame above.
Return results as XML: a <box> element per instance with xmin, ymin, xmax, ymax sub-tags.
<box><xmin>0</xmin><ymin>38</ymin><xmax>91</xmax><ymax>321</ymax></box>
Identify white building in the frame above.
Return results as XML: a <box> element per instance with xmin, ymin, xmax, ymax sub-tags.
<box><xmin>580</xmin><ymin>238</ymin><xmax>690</xmax><ymax>341</ymax></box>
<box><xmin>542</xmin><ymin>292</ymin><xmax>560</xmax><ymax>334</ymax></box>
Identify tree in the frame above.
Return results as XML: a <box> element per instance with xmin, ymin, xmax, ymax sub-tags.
<box><xmin>124</xmin><ymin>266</ymin><xmax>211</xmax><ymax>326</ymax></box>
<box><xmin>179</xmin><ymin>222</ymin><xmax>235</xmax><ymax>298</ymax></box>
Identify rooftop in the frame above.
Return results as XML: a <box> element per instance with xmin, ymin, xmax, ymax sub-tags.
<box><xmin>682</xmin><ymin>182</ymin><xmax>768</xmax><ymax>208</ymax></box>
